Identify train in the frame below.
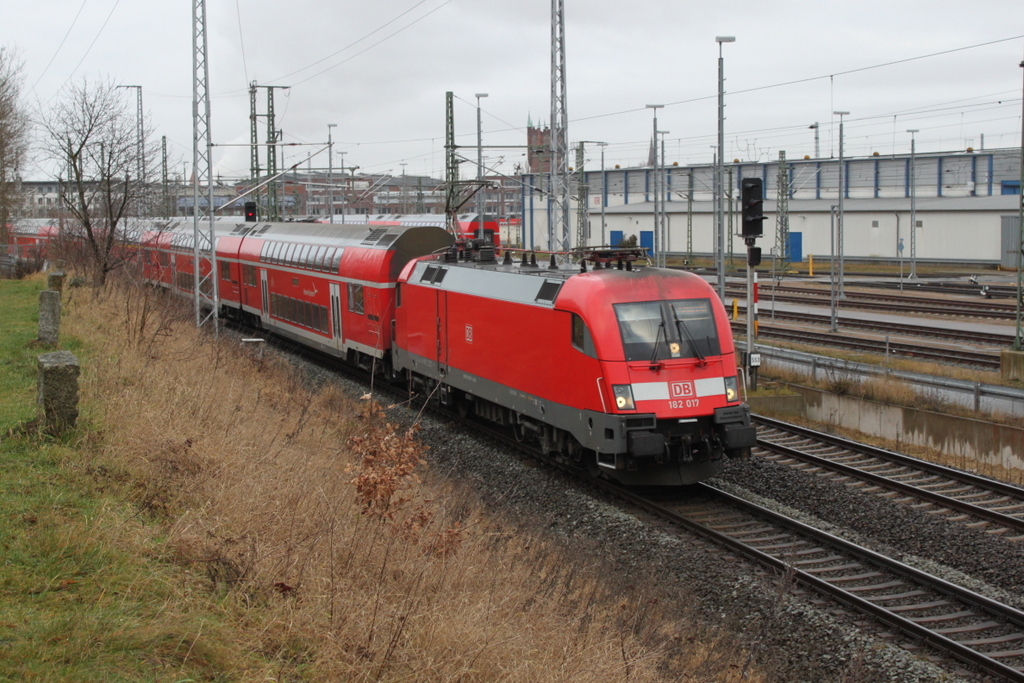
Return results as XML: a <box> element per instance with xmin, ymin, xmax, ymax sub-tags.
<box><xmin>10</xmin><ymin>215</ymin><xmax>756</xmax><ymax>485</ymax></box>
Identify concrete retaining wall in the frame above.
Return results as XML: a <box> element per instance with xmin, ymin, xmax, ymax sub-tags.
<box><xmin>763</xmin><ymin>385</ymin><xmax>1024</xmax><ymax>478</ymax></box>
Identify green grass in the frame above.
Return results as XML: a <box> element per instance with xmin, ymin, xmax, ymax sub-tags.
<box><xmin>0</xmin><ymin>276</ymin><xmax>46</xmax><ymax>430</ymax></box>
<box><xmin>0</xmin><ymin>278</ymin><xmax>268</xmax><ymax>682</ymax></box>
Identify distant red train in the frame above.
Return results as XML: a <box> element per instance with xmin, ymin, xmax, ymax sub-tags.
<box><xmin>340</xmin><ymin>213</ymin><xmax>502</xmax><ymax>246</ymax></box>
<box><xmin>29</xmin><ymin>216</ymin><xmax>754</xmax><ymax>485</ymax></box>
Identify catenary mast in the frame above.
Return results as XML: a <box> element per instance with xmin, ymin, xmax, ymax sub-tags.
<box><xmin>549</xmin><ymin>0</ymin><xmax>569</xmax><ymax>252</ymax></box>
<box><xmin>191</xmin><ymin>0</ymin><xmax>217</xmax><ymax>330</ymax></box>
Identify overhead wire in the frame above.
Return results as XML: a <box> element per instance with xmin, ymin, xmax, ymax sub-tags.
<box><xmin>266</xmin><ymin>0</ymin><xmax>431</xmax><ymax>84</ymax></box>
<box><xmin>235</xmin><ymin>0</ymin><xmax>249</xmax><ymax>86</ymax></box>
<box><xmin>568</xmin><ymin>34</ymin><xmax>1024</xmax><ymax>125</ymax></box>
<box><xmin>281</xmin><ymin>0</ymin><xmax>455</xmax><ymax>88</ymax></box>
<box><xmin>52</xmin><ymin>0</ymin><xmax>123</xmax><ymax>97</ymax></box>
<box><xmin>30</xmin><ymin>0</ymin><xmax>89</xmax><ymax>94</ymax></box>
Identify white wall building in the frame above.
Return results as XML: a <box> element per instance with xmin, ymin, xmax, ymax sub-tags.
<box><xmin>520</xmin><ymin>147</ymin><xmax>1022</xmax><ymax>264</ymax></box>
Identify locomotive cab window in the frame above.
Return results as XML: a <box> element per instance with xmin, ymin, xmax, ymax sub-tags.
<box><xmin>571</xmin><ymin>313</ymin><xmax>596</xmax><ymax>357</ymax></box>
<box><xmin>348</xmin><ymin>284</ymin><xmax>364</xmax><ymax>314</ymax></box>
<box><xmin>615</xmin><ymin>299</ymin><xmax>720</xmax><ymax>361</ymax></box>
<box><xmin>218</xmin><ymin>260</ymin><xmax>230</xmax><ymax>281</ymax></box>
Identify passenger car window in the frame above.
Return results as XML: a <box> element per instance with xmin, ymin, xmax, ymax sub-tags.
<box><xmin>347</xmin><ymin>283</ymin><xmax>364</xmax><ymax>314</ymax></box>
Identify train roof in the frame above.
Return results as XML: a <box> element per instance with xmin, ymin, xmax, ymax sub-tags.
<box><xmin>150</xmin><ymin>219</ymin><xmax>453</xmax><ymax>253</ymax></box>
<box><xmin>404</xmin><ymin>248</ymin><xmax>713</xmax><ymax>310</ymax></box>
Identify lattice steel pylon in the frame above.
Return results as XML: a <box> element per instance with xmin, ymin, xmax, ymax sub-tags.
<box><xmin>249</xmin><ymin>82</ymin><xmax>260</xmax><ymax>218</ymax></box>
<box><xmin>161</xmin><ymin>135</ymin><xmax>169</xmax><ymax>218</ymax></box>
<box><xmin>192</xmin><ymin>0</ymin><xmax>218</xmax><ymax>330</ymax></box>
<box><xmin>549</xmin><ymin>0</ymin><xmax>570</xmax><ymax>253</ymax></box>
<box><xmin>266</xmin><ymin>88</ymin><xmax>280</xmax><ymax>220</ymax></box>
<box><xmin>775</xmin><ymin>150</ymin><xmax>790</xmax><ymax>272</ymax></box>
<box><xmin>445</xmin><ymin>90</ymin><xmax>459</xmax><ymax>236</ymax></box>
<box><xmin>442</xmin><ymin>91</ymin><xmax>484</xmax><ymax>236</ymax></box>
<box><xmin>248</xmin><ymin>84</ymin><xmax>289</xmax><ymax>221</ymax></box>
<box><xmin>726</xmin><ymin>168</ymin><xmax>734</xmax><ymax>270</ymax></box>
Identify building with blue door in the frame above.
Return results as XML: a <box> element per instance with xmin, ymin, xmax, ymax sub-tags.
<box><xmin>519</xmin><ymin>146</ymin><xmax>1021</xmax><ymax>265</ymax></box>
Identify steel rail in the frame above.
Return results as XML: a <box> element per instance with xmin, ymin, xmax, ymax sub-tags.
<box><xmin>753</xmin><ymin>434</ymin><xmax>1024</xmax><ymax>535</ymax></box>
<box><xmin>601</xmin><ymin>479</ymin><xmax>1024</xmax><ymax>682</ymax></box>
<box><xmin>754</xmin><ymin>415</ymin><xmax>1024</xmax><ymax>501</ymax></box>
<box><xmin>731</xmin><ymin>322</ymin><xmax>1001</xmax><ymax>369</ymax></box>
<box><xmin>741</xmin><ymin>307</ymin><xmax>1013</xmax><ymax>346</ymax></box>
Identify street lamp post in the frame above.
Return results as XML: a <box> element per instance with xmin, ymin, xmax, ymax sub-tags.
<box><xmin>475</xmin><ymin>93</ymin><xmax>489</xmax><ymax>241</ymax></box>
<box><xmin>658</xmin><ymin>129</ymin><xmax>669</xmax><ymax>266</ymax></box>
<box><xmin>327</xmin><ymin>124</ymin><xmax>336</xmax><ymax>223</ymax></box>
<box><xmin>646</xmin><ymin>104</ymin><xmax>663</xmax><ymax>264</ymax></box>
<box><xmin>1014</xmin><ymin>57</ymin><xmax>1024</xmax><ymax>350</ymax></box>
<box><xmin>907</xmin><ymin>129</ymin><xmax>919</xmax><ymax>279</ymax></box>
<box><xmin>830</xmin><ymin>205</ymin><xmax>839</xmax><ymax>332</ymax></box>
<box><xmin>834</xmin><ymin>110</ymin><xmax>850</xmax><ymax>298</ymax></box>
<box><xmin>715</xmin><ymin>36</ymin><xmax>735</xmax><ymax>301</ymax></box>
<box><xmin>598</xmin><ymin>142</ymin><xmax>608</xmax><ymax>246</ymax></box>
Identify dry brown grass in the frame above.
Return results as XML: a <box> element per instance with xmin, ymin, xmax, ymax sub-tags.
<box><xmin>57</xmin><ymin>278</ymin><xmax>766</xmax><ymax>682</ymax></box>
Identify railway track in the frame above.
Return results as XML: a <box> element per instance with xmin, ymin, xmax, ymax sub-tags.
<box><xmin>753</xmin><ymin>416</ymin><xmax>1024</xmax><ymax>539</ymax></box>
<box><xmin>730</xmin><ymin>321</ymin><xmax>1001</xmax><ymax>369</ymax></box>
<box><xmin>750</xmin><ymin>308</ymin><xmax>1013</xmax><ymax>347</ymax></box>
<box><xmin>610</xmin><ymin>481</ymin><xmax>1024</xmax><ymax>681</ymax></box>
<box><xmin>856</xmin><ymin>280</ymin><xmax>1017</xmax><ymax>300</ymax></box>
<box><xmin>728</xmin><ymin>285</ymin><xmax>1016</xmax><ymax>320</ymax></box>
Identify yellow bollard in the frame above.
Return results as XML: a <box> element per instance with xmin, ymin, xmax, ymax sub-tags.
<box><xmin>808</xmin><ymin>254</ymin><xmax>814</xmax><ymax>277</ymax></box>
<box><xmin>731</xmin><ymin>299</ymin><xmax>738</xmax><ymax>320</ymax></box>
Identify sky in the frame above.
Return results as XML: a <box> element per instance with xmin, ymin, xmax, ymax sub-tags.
<box><xmin>7</xmin><ymin>0</ymin><xmax>1024</xmax><ymax>183</ymax></box>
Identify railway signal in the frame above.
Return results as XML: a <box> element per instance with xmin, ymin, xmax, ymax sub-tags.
<box><xmin>741</xmin><ymin>177</ymin><xmax>765</xmax><ymax>238</ymax></box>
<box><xmin>740</xmin><ymin>177</ymin><xmax>765</xmax><ymax>389</ymax></box>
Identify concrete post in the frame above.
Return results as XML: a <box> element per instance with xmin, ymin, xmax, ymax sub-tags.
<box><xmin>46</xmin><ymin>272</ymin><xmax>65</xmax><ymax>292</ymax></box>
<box><xmin>37</xmin><ymin>351</ymin><xmax>80</xmax><ymax>433</ymax></box>
<box><xmin>38</xmin><ymin>290</ymin><xmax>61</xmax><ymax>345</ymax></box>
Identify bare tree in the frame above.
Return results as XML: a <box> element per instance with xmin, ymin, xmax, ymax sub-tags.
<box><xmin>0</xmin><ymin>47</ymin><xmax>30</xmax><ymax>256</ymax></box>
<box><xmin>41</xmin><ymin>77</ymin><xmax>155</xmax><ymax>285</ymax></box>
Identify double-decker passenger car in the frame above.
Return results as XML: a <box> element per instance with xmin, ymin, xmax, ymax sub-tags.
<box><xmin>141</xmin><ymin>219</ymin><xmax>453</xmax><ymax>366</ymax></box>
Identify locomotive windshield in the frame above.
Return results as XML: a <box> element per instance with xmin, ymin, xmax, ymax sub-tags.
<box><xmin>615</xmin><ymin>299</ymin><xmax>721</xmax><ymax>361</ymax></box>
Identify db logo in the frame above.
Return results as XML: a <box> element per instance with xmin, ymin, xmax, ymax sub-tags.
<box><xmin>465</xmin><ymin>325</ymin><xmax>473</xmax><ymax>343</ymax></box>
<box><xmin>670</xmin><ymin>381</ymin><xmax>695</xmax><ymax>398</ymax></box>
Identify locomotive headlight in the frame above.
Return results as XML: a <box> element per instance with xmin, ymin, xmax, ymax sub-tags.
<box><xmin>612</xmin><ymin>385</ymin><xmax>635</xmax><ymax>411</ymax></box>
<box><xmin>724</xmin><ymin>376</ymin><xmax>739</xmax><ymax>403</ymax></box>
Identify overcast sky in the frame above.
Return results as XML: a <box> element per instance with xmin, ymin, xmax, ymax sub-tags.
<box><xmin>8</xmin><ymin>0</ymin><xmax>1024</xmax><ymax>182</ymax></box>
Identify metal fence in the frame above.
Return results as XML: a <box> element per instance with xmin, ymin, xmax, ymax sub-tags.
<box><xmin>742</xmin><ymin>342</ymin><xmax>1024</xmax><ymax>418</ymax></box>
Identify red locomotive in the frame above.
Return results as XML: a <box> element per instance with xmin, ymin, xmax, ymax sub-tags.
<box><xmin>393</xmin><ymin>244</ymin><xmax>754</xmax><ymax>486</ymax></box>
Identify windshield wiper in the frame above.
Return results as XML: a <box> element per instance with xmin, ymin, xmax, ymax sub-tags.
<box><xmin>649</xmin><ymin>320</ymin><xmax>665</xmax><ymax>366</ymax></box>
<box><xmin>675</xmin><ymin>317</ymin><xmax>705</xmax><ymax>362</ymax></box>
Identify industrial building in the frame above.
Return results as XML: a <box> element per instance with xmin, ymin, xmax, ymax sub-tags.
<box><xmin>520</xmin><ymin>146</ymin><xmax>1023</xmax><ymax>266</ymax></box>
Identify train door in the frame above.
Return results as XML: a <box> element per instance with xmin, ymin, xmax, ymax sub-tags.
<box><xmin>330</xmin><ymin>282</ymin><xmax>343</xmax><ymax>351</ymax></box>
<box><xmin>640</xmin><ymin>231</ymin><xmax>653</xmax><ymax>254</ymax></box>
<box><xmin>435</xmin><ymin>290</ymin><xmax>448</xmax><ymax>377</ymax></box>
<box><xmin>260</xmin><ymin>269</ymin><xmax>270</xmax><ymax>324</ymax></box>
